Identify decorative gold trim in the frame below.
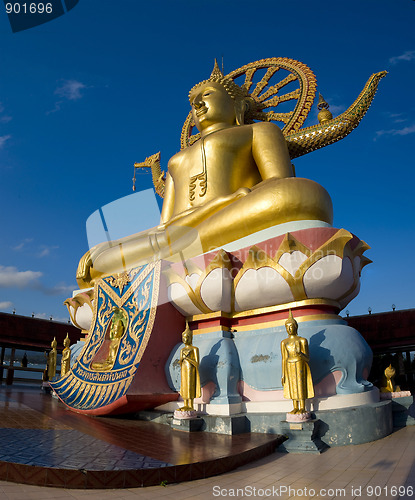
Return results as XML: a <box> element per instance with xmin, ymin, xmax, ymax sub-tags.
<box><xmin>188</xmin><ymin>298</ymin><xmax>340</xmax><ymax>322</ymax></box>
<box><xmin>193</xmin><ymin>326</ymin><xmax>230</xmax><ymax>335</ymax></box>
<box><xmin>232</xmin><ymin>313</ymin><xmax>342</xmax><ymax>332</ymax></box>
<box><xmin>232</xmin><ymin>229</ymin><xmax>357</xmax><ymax>305</ymax></box>
<box><xmin>166</xmin><ymin>230</ymin><xmax>368</xmax><ymax>318</ymax></box>
<box><xmin>100</xmin><ymin>266</ymin><xmax>150</xmax><ymax>308</ymax></box>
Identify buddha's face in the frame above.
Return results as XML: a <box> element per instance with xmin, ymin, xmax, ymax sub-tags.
<box><xmin>286</xmin><ymin>321</ymin><xmax>297</xmax><ymax>336</ymax></box>
<box><xmin>182</xmin><ymin>330</ymin><xmax>192</xmax><ymax>345</ymax></box>
<box><xmin>189</xmin><ymin>82</ymin><xmax>236</xmax><ymax>132</ymax></box>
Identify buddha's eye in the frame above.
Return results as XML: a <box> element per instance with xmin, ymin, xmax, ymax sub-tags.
<box><xmin>203</xmin><ymin>91</ymin><xmax>212</xmax><ymax>97</ymax></box>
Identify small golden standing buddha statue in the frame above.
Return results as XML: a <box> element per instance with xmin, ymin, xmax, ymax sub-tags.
<box><xmin>178</xmin><ymin>322</ymin><xmax>201</xmax><ymax>412</ymax></box>
<box><xmin>281</xmin><ymin>311</ymin><xmax>314</xmax><ymax>416</ymax></box>
<box><xmin>47</xmin><ymin>337</ymin><xmax>58</xmax><ymax>380</ymax></box>
<box><xmin>60</xmin><ymin>334</ymin><xmax>71</xmax><ymax>378</ymax></box>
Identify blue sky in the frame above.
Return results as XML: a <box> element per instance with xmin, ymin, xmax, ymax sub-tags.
<box><xmin>0</xmin><ymin>0</ymin><xmax>414</xmax><ymax>321</ymax></box>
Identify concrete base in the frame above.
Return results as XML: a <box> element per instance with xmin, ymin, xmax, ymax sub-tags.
<box><xmin>171</xmin><ymin>416</ymin><xmax>204</xmax><ymax>432</ymax></box>
<box><xmin>312</xmin><ymin>400</ymin><xmax>392</xmax><ymax>446</ymax></box>
<box><xmin>139</xmin><ymin>400</ymin><xmax>393</xmax><ymax>447</ymax></box>
<box><xmin>278</xmin><ymin>419</ymin><xmax>327</xmax><ymax>454</ymax></box>
<box><xmin>157</xmin><ymin>387</ymin><xmax>381</xmax><ymax>415</ymax></box>
<box><xmin>391</xmin><ymin>395</ymin><xmax>415</xmax><ymax>428</ymax></box>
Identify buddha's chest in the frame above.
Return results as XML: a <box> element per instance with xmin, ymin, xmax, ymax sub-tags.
<box><xmin>171</xmin><ymin>130</ymin><xmax>258</xmax><ymax>205</ymax></box>
<box><xmin>286</xmin><ymin>340</ymin><xmax>301</xmax><ymax>358</ymax></box>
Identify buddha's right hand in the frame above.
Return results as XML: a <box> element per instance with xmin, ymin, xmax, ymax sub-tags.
<box><xmin>76</xmin><ymin>250</ymin><xmax>93</xmax><ymax>288</ymax></box>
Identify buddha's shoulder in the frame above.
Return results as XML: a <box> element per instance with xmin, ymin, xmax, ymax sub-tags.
<box><xmin>250</xmin><ymin>121</ymin><xmax>283</xmax><ymax>135</ymax></box>
<box><xmin>168</xmin><ymin>146</ymin><xmax>192</xmax><ymax>166</ymax></box>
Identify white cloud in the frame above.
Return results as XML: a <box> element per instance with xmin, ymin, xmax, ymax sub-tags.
<box><xmin>34</xmin><ymin>312</ymin><xmax>70</xmax><ymax>323</ymax></box>
<box><xmin>38</xmin><ymin>245</ymin><xmax>59</xmax><ymax>258</ymax></box>
<box><xmin>46</xmin><ymin>102</ymin><xmax>62</xmax><ymax>115</ymax></box>
<box><xmin>12</xmin><ymin>240</ymin><xmax>59</xmax><ymax>257</ymax></box>
<box><xmin>389</xmin><ymin>50</ymin><xmax>415</xmax><ymax>65</ymax></box>
<box><xmin>43</xmin><ymin>283</ymin><xmax>75</xmax><ymax>296</ymax></box>
<box><xmin>0</xmin><ymin>102</ymin><xmax>12</xmax><ymax>124</ymax></box>
<box><xmin>34</xmin><ymin>312</ymin><xmax>48</xmax><ymax>319</ymax></box>
<box><xmin>12</xmin><ymin>238</ymin><xmax>34</xmax><ymax>251</ymax></box>
<box><xmin>375</xmin><ymin>124</ymin><xmax>415</xmax><ymax>139</ymax></box>
<box><xmin>0</xmin><ymin>135</ymin><xmax>11</xmax><ymax>149</ymax></box>
<box><xmin>0</xmin><ymin>266</ymin><xmax>43</xmax><ymax>288</ymax></box>
<box><xmin>0</xmin><ymin>266</ymin><xmax>75</xmax><ymax>297</ymax></box>
<box><xmin>0</xmin><ymin>301</ymin><xmax>13</xmax><ymax>310</ymax></box>
<box><xmin>326</xmin><ymin>104</ymin><xmax>345</xmax><ymax>115</ymax></box>
<box><xmin>393</xmin><ymin>125</ymin><xmax>415</xmax><ymax>135</ymax></box>
<box><xmin>55</xmin><ymin>80</ymin><xmax>87</xmax><ymax>101</ymax></box>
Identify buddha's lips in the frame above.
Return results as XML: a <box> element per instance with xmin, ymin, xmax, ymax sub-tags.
<box><xmin>196</xmin><ymin>106</ymin><xmax>208</xmax><ymax>117</ymax></box>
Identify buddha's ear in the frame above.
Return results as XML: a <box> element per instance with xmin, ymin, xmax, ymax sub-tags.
<box><xmin>235</xmin><ymin>99</ymin><xmax>249</xmax><ymax>126</ymax></box>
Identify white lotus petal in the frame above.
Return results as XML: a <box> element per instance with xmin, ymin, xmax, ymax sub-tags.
<box><xmin>278</xmin><ymin>251</ymin><xmax>308</xmax><ymax>276</ymax></box>
<box><xmin>167</xmin><ymin>283</ymin><xmax>201</xmax><ymax>316</ymax></box>
<box><xmin>200</xmin><ymin>268</ymin><xmax>232</xmax><ymax>312</ymax></box>
<box><xmin>235</xmin><ymin>267</ymin><xmax>293</xmax><ymax>311</ymax></box>
<box><xmin>303</xmin><ymin>256</ymin><xmax>354</xmax><ymax>299</ymax></box>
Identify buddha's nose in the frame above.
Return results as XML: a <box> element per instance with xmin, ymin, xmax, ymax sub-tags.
<box><xmin>193</xmin><ymin>98</ymin><xmax>204</xmax><ymax>110</ymax></box>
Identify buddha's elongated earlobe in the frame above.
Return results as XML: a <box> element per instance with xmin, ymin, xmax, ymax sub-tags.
<box><xmin>235</xmin><ymin>99</ymin><xmax>249</xmax><ymax>126</ymax></box>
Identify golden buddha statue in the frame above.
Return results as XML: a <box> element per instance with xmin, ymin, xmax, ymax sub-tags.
<box><xmin>281</xmin><ymin>311</ymin><xmax>314</xmax><ymax>414</ymax></box>
<box><xmin>76</xmin><ymin>61</ymin><xmax>334</xmax><ymax>289</ymax></box>
<box><xmin>47</xmin><ymin>337</ymin><xmax>58</xmax><ymax>380</ymax></box>
<box><xmin>380</xmin><ymin>364</ymin><xmax>401</xmax><ymax>393</ymax></box>
<box><xmin>60</xmin><ymin>334</ymin><xmax>71</xmax><ymax>377</ymax></box>
<box><xmin>178</xmin><ymin>323</ymin><xmax>201</xmax><ymax>411</ymax></box>
<box><xmin>91</xmin><ymin>317</ymin><xmax>125</xmax><ymax>371</ymax></box>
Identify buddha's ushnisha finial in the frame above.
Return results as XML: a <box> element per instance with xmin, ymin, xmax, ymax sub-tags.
<box><xmin>189</xmin><ymin>59</ymin><xmax>248</xmax><ymax>102</ymax></box>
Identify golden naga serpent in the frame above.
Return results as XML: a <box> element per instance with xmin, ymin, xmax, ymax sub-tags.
<box><xmin>134</xmin><ymin>58</ymin><xmax>386</xmax><ymax>197</ymax></box>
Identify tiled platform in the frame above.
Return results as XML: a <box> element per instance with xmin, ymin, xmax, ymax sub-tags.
<box><xmin>0</xmin><ymin>384</ymin><xmax>282</xmax><ymax>489</ymax></box>
<box><xmin>1</xmin><ymin>386</ymin><xmax>415</xmax><ymax>499</ymax></box>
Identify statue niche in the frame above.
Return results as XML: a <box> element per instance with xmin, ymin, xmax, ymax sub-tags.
<box><xmin>91</xmin><ymin>309</ymin><xmax>127</xmax><ymax>372</ymax></box>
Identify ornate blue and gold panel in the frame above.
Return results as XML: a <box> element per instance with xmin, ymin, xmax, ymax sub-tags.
<box><xmin>51</xmin><ymin>262</ymin><xmax>160</xmax><ymax>411</ymax></box>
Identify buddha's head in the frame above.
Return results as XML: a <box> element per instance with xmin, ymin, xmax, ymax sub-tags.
<box><xmin>189</xmin><ymin>61</ymin><xmax>250</xmax><ymax>132</ymax></box>
<box><xmin>51</xmin><ymin>337</ymin><xmax>57</xmax><ymax>349</ymax></box>
<box><xmin>182</xmin><ymin>323</ymin><xmax>193</xmax><ymax>345</ymax></box>
<box><xmin>285</xmin><ymin>310</ymin><xmax>298</xmax><ymax>336</ymax></box>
